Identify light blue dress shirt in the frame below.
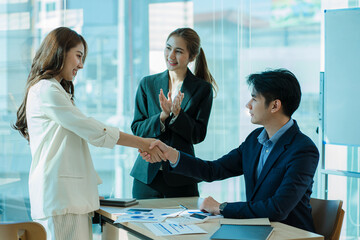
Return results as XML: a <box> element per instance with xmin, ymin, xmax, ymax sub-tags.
<box><xmin>256</xmin><ymin>119</ymin><xmax>294</xmax><ymax>179</ymax></box>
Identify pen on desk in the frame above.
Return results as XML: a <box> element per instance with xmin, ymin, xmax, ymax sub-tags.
<box><xmin>179</xmin><ymin>204</ymin><xmax>188</xmax><ymax>210</ymax></box>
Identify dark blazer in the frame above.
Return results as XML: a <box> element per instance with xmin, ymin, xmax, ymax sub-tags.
<box><xmin>131</xmin><ymin>69</ymin><xmax>213</xmax><ymax>186</ymax></box>
<box><xmin>172</xmin><ymin>121</ymin><xmax>319</xmax><ymax>232</ymax></box>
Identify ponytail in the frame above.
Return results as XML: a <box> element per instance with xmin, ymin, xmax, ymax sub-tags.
<box><xmin>194</xmin><ymin>48</ymin><xmax>218</xmax><ymax>97</ymax></box>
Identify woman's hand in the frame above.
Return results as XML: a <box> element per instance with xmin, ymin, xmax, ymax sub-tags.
<box><xmin>159</xmin><ymin>89</ymin><xmax>172</xmax><ymax>122</ymax></box>
<box><xmin>171</xmin><ymin>91</ymin><xmax>184</xmax><ymax>117</ymax></box>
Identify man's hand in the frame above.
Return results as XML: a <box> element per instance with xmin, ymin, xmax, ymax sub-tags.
<box><xmin>200</xmin><ymin>196</ymin><xmax>221</xmax><ymax>215</ymax></box>
<box><xmin>139</xmin><ymin>140</ymin><xmax>179</xmax><ymax>164</ymax></box>
<box><xmin>159</xmin><ymin>89</ymin><xmax>172</xmax><ymax>122</ymax></box>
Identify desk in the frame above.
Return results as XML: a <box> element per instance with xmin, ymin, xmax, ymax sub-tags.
<box><xmin>97</xmin><ymin>197</ymin><xmax>324</xmax><ymax>240</ymax></box>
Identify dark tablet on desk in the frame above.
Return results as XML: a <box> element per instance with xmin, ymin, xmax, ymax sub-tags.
<box><xmin>210</xmin><ymin>224</ymin><xmax>274</xmax><ymax>240</ymax></box>
<box><xmin>100</xmin><ymin>198</ymin><xmax>138</xmax><ymax>207</ymax></box>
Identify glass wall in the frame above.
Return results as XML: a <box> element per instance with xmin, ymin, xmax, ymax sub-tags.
<box><xmin>0</xmin><ymin>0</ymin><xmax>358</xmax><ymax>238</ymax></box>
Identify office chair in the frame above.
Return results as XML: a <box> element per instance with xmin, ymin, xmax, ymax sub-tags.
<box><xmin>310</xmin><ymin>198</ymin><xmax>345</xmax><ymax>240</ymax></box>
<box><xmin>0</xmin><ymin>221</ymin><xmax>46</xmax><ymax>240</ymax></box>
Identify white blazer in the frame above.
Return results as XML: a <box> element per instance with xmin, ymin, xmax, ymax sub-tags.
<box><xmin>26</xmin><ymin>78</ymin><xmax>119</xmax><ymax>219</ymax></box>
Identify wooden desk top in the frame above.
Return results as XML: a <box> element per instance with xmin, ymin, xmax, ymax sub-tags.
<box><xmin>97</xmin><ymin>197</ymin><xmax>324</xmax><ymax>240</ymax></box>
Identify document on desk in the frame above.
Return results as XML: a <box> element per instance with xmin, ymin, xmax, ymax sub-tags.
<box><xmin>144</xmin><ymin>222</ymin><xmax>207</xmax><ymax>236</ymax></box>
<box><xmin>114</xmin><ymin>208</ymin><xmax>183</xmax><ymax>223</ymax></box>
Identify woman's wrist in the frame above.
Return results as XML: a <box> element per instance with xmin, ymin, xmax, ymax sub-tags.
<box><xmin>160</xmin><ymin>111</ymin><xmax>170</xmax><ymax>122</ymax></box>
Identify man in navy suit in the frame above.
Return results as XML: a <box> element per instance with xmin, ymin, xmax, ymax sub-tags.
<box><xmin>141</xmin><ymin>68</ymin><xmax>319</xmax><ymax>232</ymax></box>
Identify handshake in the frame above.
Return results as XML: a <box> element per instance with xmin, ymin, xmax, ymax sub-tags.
<box><xmin>139</xmin><ymin>138</ymin><xmax>223</xmax><ymax>216</ymax></box>
<box><xmin>138</xmin><ymin>139</ymin><xmax>179</xmax><ymax>165</ymax></box>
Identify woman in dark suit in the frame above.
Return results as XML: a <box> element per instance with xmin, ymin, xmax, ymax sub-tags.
<box><xmin>131</xmin><ymin>28</ymin><xmax>217</xmax><ymax>199</ymax></box>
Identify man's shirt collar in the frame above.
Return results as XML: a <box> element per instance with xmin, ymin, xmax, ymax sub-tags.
<box><xmin>258</xmin><ymin>118</ymin><xmax>294</xmax><ymax>146</ymax></box>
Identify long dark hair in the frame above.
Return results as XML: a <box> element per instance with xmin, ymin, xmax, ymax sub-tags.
<box><xmin>13</xmin><ymin>27</ymin><xmax>88</xmax><ymax>141</ymax></box>
<box><xmin>167</xmin><ymin>28</ymin><xmax>218</xmax><ymax>96</ymax></box>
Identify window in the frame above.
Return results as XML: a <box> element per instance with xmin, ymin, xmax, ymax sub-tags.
<box><xmin>0</xmin><ymin>0</ymin><xmax>358</xmax><ymax>238</ymax></box>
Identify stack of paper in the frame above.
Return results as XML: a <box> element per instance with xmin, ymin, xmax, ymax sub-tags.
<box><xmin>144</xmin><ymin>222</ymin><xmax>207</xmax><ymax>236</ymax></box>
<box><xmin>114</xmin><ymin>208</ymin><xmax>184</xmax><ymax>223</ymax></box>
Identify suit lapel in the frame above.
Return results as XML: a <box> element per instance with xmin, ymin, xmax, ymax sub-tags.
<box><xmin>180</xmin><ymin>69</ymin><xmax>197</xmax><ymax>109</ymax></box>
<box><xmin>155</xmin><ymin>70</ymin><xmax>170</xmax><ymax>98</ymax></box>
<box><xmin>250</xmin><ymin>123</ymin><xmax>299</xmax><ymax>200</ymax></box>
<box><xmin>248</xmin><ymin>143</ymin><xmax>262</xmax><ymax>192</ymax></box>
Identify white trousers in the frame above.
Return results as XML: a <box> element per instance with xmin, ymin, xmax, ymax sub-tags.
<box><xmin>35</xmin><ymin>213</ymin><xmax>93</xmax><ymax>240</ymax></box>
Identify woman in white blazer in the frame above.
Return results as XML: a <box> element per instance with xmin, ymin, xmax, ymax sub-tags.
<box><xmin>13</xmin><ymin>27</ymin><xmax>164</xmax><ymax>240</ymax></box>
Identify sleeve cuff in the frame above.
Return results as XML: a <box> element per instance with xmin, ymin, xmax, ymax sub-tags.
<box><xmin>169</xmin><ymin>150</ymin><xmax>181</xmax><ymax>168</ymax></box>
<box><xmin>221</xmin><ymin>202</ymin><xmax>245</xmax><ymax>219</ymax></box>
<box><xmin>101</xmin><ymin>125</ymin><xmax>120</xmax><ymax>148</ymax></box>
<box><xmin>160</xmin><ymin>118</ymin><xmax>166</xmax><ymax>132</ymax></box>
<box><xmin>169</xmin><ymin>112</ymin><xmax>179</xmax><ymax>125</ymax></box>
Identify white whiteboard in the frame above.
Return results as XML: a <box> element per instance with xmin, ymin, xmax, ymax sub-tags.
<box><xmin>324</xmin><ymin>8</ymin><xmax>360</xmax><ymax>146</ymax></box>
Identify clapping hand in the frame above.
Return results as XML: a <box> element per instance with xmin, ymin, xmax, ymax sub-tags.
<box><xmin>171</xmin><ymin>90</ymin><xmax>184</xmax><ymax>117</ymax></box>
<box><xmin>159</xmin><ymin>89</ymin><xmax>172</xmax><ymax>122</ymax></box>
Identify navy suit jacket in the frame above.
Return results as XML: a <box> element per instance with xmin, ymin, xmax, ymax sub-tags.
<box><xmin>131</xmin><ymin>69</ymin><xmax>213</xmax><ymax>186</ymax></box>
<box><xmin>172</xmin><ymin>121</ymin><xmax>319</xmax><ymax>232</ymax></box>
